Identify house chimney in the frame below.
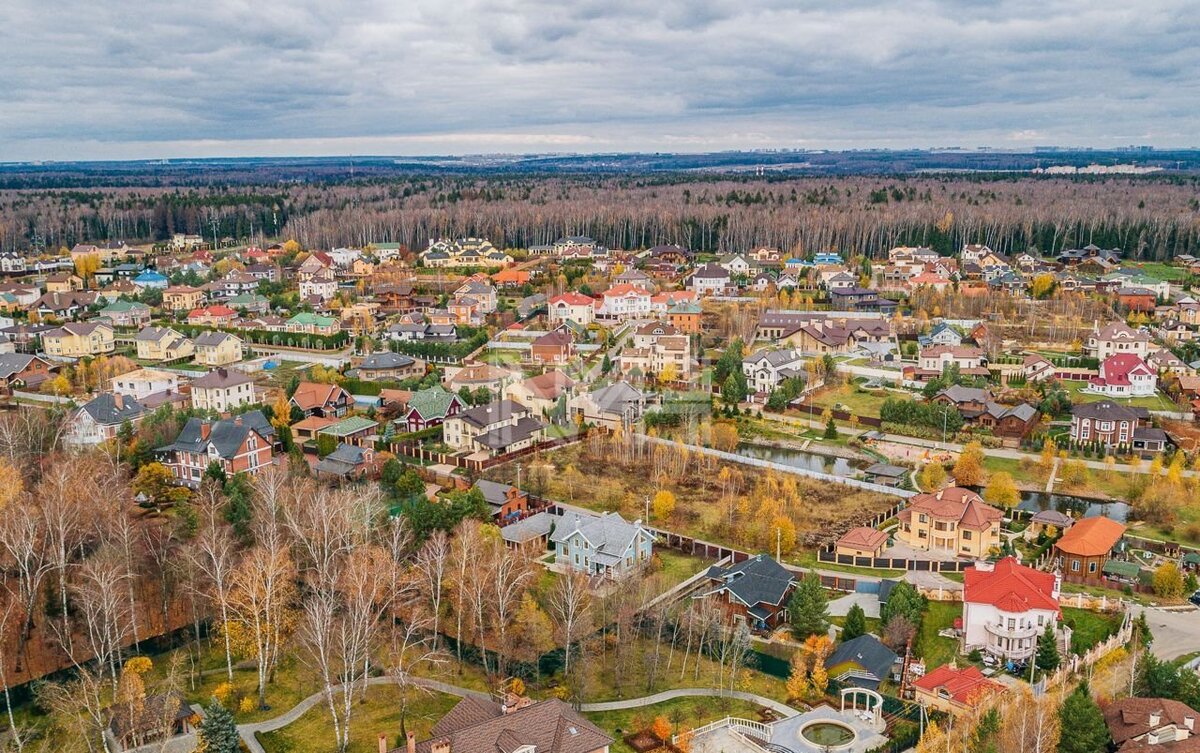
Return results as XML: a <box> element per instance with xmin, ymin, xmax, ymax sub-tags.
<box><xmin>1186</xmin><ymin>716</ymin><xmax>1195</xmax><ymax>732</ymax></box>
<box><xmin>1150</xmin><ymin>712</ymin><xmax>1161</xmax><ymax>727</ymax></box>
<box><xmin>430</xmin><ymin>739</ymin><xmax>450</xmax><ymax>753</ymax></box>
<box><xmin>200</xmin><ymin>423</ymin><xmax>212</xmax><ymax>440</ymax></box>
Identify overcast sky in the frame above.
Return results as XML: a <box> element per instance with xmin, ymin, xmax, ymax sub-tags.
<box><xmin>2</xmin><ymin>0</ymin><xmax>1197</xmax><ymax>161</ymax></box>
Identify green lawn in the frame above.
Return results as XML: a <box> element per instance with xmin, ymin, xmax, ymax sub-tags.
<box><xmin>586</xmin><ymin>697</ymin><xmax>766</xmax><ymax>753</ymax></box>
<box><xmin>982</xmin><ymin>455</ymin><xmax>1045</xmax><ymax>490</ymax></box>
<box><xmin>1058</xmin><ymin>380</ymin><xmax>1179</xmax><ymax>411</ymax></box>
<box><xmin>1061</xmin><ymin>607</ymin><xmax>1124</xmax><ymax>654</ymax></box>
<box><xmin>587</xmin><ymin>637</ymin><xmax>788</xmax><ymax>703</ymax></box>
<box><xmin>792</xmin><ymin>549</ymin><xmax>906</xmax><ymax>579</ymax></box>
<box><xmin>257</xmin><ymin>686</ymin><xmax>459</xmax><ymax>753</ymax></box>
<box><xmin>916</xmin><ymin>601</ymin><xmax>961</xmax><ymax>668</ymax></box>
<box><xmin>1129</xmin><ymin>262</ymin><xmax>1190</xmax><ymax>283</ymax></box>
<box><xmin>805</xmin><ymin>383</ymin><xmax>895</xmax><ymax>419</ymax></box>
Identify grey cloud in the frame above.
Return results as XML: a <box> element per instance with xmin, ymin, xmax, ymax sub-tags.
<box><xmin>0</xmin><ymin>0</ymin><xmax>1197</xmax><ymax>159</ymax></box>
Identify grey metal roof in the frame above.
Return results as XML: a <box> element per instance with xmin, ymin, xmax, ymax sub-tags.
<box><xmin>549</xmin><ymin>511</ymin><xmax>651</xmax><ymax>560</ymax></box>
<box><xmin>588</xmin><ymin>382</ymin><xmax>645</xmax><ymax>414</ymax></box>
<box><xmin>359</xmin><ymin>352</ymin><xmax>415</xmax><ymax>370</ymax></box>
<box><xmin>80</xmin><ymin>392</ymin><xmax>145</xmax><ymax>426</ymax></box>
<box><xmin>701</xmin><ymin>554</ymin><xmax>795</xmax><ymax>607</ymax></box>
<box><xmin>473</xmin><ymin>478</ymin><xmax>517</xmax><ymax>510</ymax></box>
<box><xmin>826</xmin><ymin>634</ymin><xmax>898</xmax><ymax>682</ymax></box>
<box><xmin>500</xmin><ymin>511</ymin><xmax>556</xmax><ymax>544</ymax></box>
<box><xmin>475</xmin><ymin>416</ymin><xmax>543</xmax><ymax>450</ymax></box>
<box><xmin>457</xmin><ymin>400</ymin><xmax>527</xmax><ymax>429</ymax></box>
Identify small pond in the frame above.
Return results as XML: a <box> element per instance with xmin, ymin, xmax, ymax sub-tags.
<box><xmin>735</xmin><ymin>442</ymin><xmax>865</xmax><ymax>477</ymax></box>
<box><xmin>801</xmin><ymin>721</ymin><xmax>856</xmax><ymax>747</ymax></box>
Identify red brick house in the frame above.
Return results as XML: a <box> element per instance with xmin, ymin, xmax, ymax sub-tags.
<box><xmin>159</xmin><ymin>410</ymin><xmax>274</xmax><ymax>487</ymax></box>
<box><xmin>1116</xmin><ymin>287</ymin><xmax>1157</xmax><ymax>313</ymax></box>
<box><xmin>474</xmin><ymin>479</ymin><xmax>531</xmax><ymax>523</ymax></box>
<box><xmin>0</xmin><ymin>353</ymin><xmax>55</xmax><ymax>394</ymax></box>
<box><xmin>530</xmin><ymin>329</ymin><xmax>574</xmax><ymax>365</ymax></box>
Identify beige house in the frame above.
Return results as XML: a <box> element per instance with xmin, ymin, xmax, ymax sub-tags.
<box><xmin>896</xmin><ymin>487</ymin><xmax>1002</xmax><ymax>558</ymax></box>
<box><xmin>193</xmin><ymin>331</ymin><xmax>243</xmax><ymax>367</ymax></box>
<box><xmin>42</xmin><ymin>322</ymin><xmax>115</xmax><ymax>358</ymax></box>
<box><xmin>135</xmin><ymin>326</ymin><xmax>195</xmax><ymax>362</ymax></box>
<box><xmin>190</xmin><ymin>368</ymin><xmax>256</xmax><ymax>413</ymax></box>
<box><xmin>162</xmin><ymin>285</ymin><xmax>204</xmax><ymax>312</ymax></box>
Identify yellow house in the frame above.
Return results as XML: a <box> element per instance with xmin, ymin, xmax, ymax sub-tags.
<box><xmin>45</xmin><ymin>273</ymin><xmax>84</xmax><ymax>293</ymax></box>
<box><xmin>135</xmin><ymin>325</ymin><xmax>195</xmax><ymax>361</ymax></box>
<box><xmin>162</xmin><ymin>285</ymin><xmax>204</xmax><ymax>312</ymax></box>
<box><xmin>193</xmin><ymin>331</ymin><xmax>243</xmax><ymax>366</ymax></box>
<box><xmin>42</xmin><ymin>322</ymin><xmax>115</xmax><ymax>358</ymax></box>
<box><xmin>896</xmin><ymin>487</ymin><xmax>1003</xmax><ymax>559</ymax></box>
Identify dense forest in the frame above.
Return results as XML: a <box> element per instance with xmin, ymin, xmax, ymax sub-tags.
<box><xmin>1</xmin><ymin>171</ymin><xmax>1198</xmax><ymax>260</ymax></box>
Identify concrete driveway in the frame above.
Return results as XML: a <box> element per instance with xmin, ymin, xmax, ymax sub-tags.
<box><xmin>1139</xmin><ymin>606</ymin><xmax>1200</xmax><ymax>661</ymax></box>
<box><xmin>829</xmin><ymin>591</ymin><xmax>881</xmax><ymax>618</ymax></box>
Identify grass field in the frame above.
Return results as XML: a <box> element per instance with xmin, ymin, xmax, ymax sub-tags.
<box><xmin>257</xmin><ymin>686</ymin><xmax>460</xmax><ymax>753</ymax></box>
<box><xmin>1061</xmin><ymin>607</ymin><xmax>1124</xmax><ymax>654</ymax></box>
<box><xmin>916</xmin><ymin>601</ymin><xmax>961</xmax><ymax>668</ymax></box>
<box><xmin>805</xmin><ymin>382</ymin><xmax>895</xmax><ymax>418</ymax></box>
<box><xmin>982</xmin><ymin>455</ymin><xmax>1045</xmax><ymax>490</ymax></box>
<box><xmin>1058</xmin><ymin>380</ymin><xmax>1178</xmax><ymax>411</ymax></box>
<box><xmin>1129</xmin><ymin>262</ymin><xmax>1191</xmax><ymax>283</ymax></box>
<box><xmin>586</xmin><ymin>697</ymin><xmax>766</xmax><ymax>753</ymax></box>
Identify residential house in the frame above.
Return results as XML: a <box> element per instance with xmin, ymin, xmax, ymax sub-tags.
<box><xmin>286</xmin><ymin>312</ymin><xmax>340</xmax><ymax>336</ymax></box>
<box><xmin>530</xmin><ymin>329</ymin><xmax>575</xmax><ymax>365</ymax></box>
<box><xmin>160</xmin><ymin>411</ymin><xmax>274</xmax><ymax>487</ymax></box>
<box><xmin>569</xmin><ymin>382</ymin><xmax>650</xmax><ymax>429</ymax></box>
<box><xmin>499</xmin><ymin>511</ymin><xmax>557</xmax><ymax>552</ymax></box>
<box><xmin>1087</xmin><ymin>353</ymin><xmax>1157</xmax><ymax>397</ymax></box>
<box><xmin>402</xmin><ymin>697</ymin><xmax>611</xmax><ymax>753</ymax></box>
<box><xmin>962</xmin><ymin>557</ymin><xmax>1062</xmax><ymax>662</ymax></box>
<box><xmin>353</xmin><ymin>352</ymin><xmax>423</xmax><ymax>381</ymax></box>
<box><xmin>835</xmin><ymin>527</ymin><xmax>890</xmax><ymax>559</ymax></box>
<box><xmin>690</xmin><ymin>263</ymin><xmax>733</xmax><ymax>296</ymax></box>
<box><xmin>504</xmin><ymin>371</ymin><xmax>575</xmax><ymax>419</ymax></box>
<box><xmin>132</xmin><ymin>270</ymin><xmax>168</xmax><ymax>291</ymax></box>
<box><xmin>372</xmin><ymin>282</ymin><xmax>416</xmax><ymax>314</ymax></box>
<box><xmin>913</xmin><ymin>665</ymin><xmax>1006</xmax><ymax>715</ymax></box>
<box><xmin>473</xmin><ymin>478</ymin><xmax>530</xmax><ymax>523</ymax></box>
<box><xmin>645</xmin><ymin>243</ymin><xmax>693</xmax><ymax>266</ymax></box>
<box><xmin>188</xmin><ymin>304</ymin><xmax>238</xmax><ymax>327</ymax></box>
<box><xmin>453</xmin><ymin>279</ymin><xmax>498</xmax><ymax>314</ymax></box>
<box><xmin>1023</xmin><ymin>354</ymin><xmax>1056</xmax><ymax>383</ymax></box>
<box><xmin>1070</xmin><ymin>401</ymin><xmax>1167</xmax><ymax>453</ymax></box>
<box><xmin>99</xmin><ymin>300</ymin><xmax>151</xmax><ymax>327</ymax></box>
<box><xmin>825</xmin><ymin>635</ymin><xmax>899</xmax><ymax>691</ymax></box>
<box><xmin>42</xmin><ymin>322</ymin><xmax>115</xmax><ymax>358</ymax></box>
<box><xmin>1104</xmin><ymin>697</ymin><xmax>1200</xmax><ymax>753</ymax></box>
<box><xmin>667</xmin><ymin>302</ymin><xmax>702</xmax><ymax>334</ymax></box>
<box><xmin>1087</xmin><ymin>321</ymin><xmax>1151</xmax><ymax>360</ymax></box>
<box><xmin>446</xmin><ymin>362</ymin><xmax>516</xmax><ymax>396</ymax></box>
<box><xmin>1147</xmin><ymin>348</ymin><xmax>1193</xmax><ymax>377</ymax></box>
<box><xmin>1117</xmin><ymin>287</ymin><xmax>1158</xmax><ymax>313</ymax></box>
<box><xmin>547</xmin><ymin>293</ymin><xmax>597</xmax><ymax>326</ymax></box>
<box><xmin>516</xmin><ymin>292</ymin><xmax>547</xmax><ymax>320</ymax></box>
<box><xmin>918</xmin><ymin>322</ymin><xmax>963</xmax><ymax>348</ymax></box>
<box><xmin>1053</xmin><ymin>516</ymin><xmax>1126</xmax><ymax>581</ymax></box>
<box><xmin>490</xmin><ymin>268</ymin><xmax>529</xmax><ymax>288</ymax></box>
<box><xmin>420</xmin><ymin>237</ymin><xmax>511</xmax><ymax>268</ymax></box>
<box><xmin>830</xmin><ymin>286</ymin><xmax>896</xmax><ymax>312</ymax></box>
<box><xmin>36</xmin><ymin>290</ymin><xmax>98</xmax><ymax>319</ymax></box>
<box><xmin>290</xmin><ymin>382</ymin><xmax>353</xmax><ymax>418</ymax></box>
<box><xmin>695</xmin><ymin>554</ymin><xmax>796</xmax><ymax>633</ymax></box>
<box><xmin>44</xmin><ymin>273</ymin><xmax>83</xmax><ymax>293</ymax></box>
<box><xmin>551</xmin><ymin>510</ymin><xmax>655</xmax><ymax>580</ymax></box>
<box><xmin>442</xmin><ymin>400</ymin><xmax>545</xmax><ymax>456</ymax></box>
<box><xmin>161</xmin><ymin>285</ymin><xmax>204</xmax><ymax>312</ymax></box>
<box><xmin>896</xmin><ymin>487</ymin><xmax>1003</xmax><ymax>558</ymax></box>
<box><xmin>620</xmin><ymin>326</ymin><xmax>692</xmax><ymax>380</ymax></box>
<box><xmin>317</xmin><ymin>415</ymin><xmax>378</xmax><ymax>447</ymax></box>
<box><xmin>0</xmin><ymin>353</ymin><xmax>54</xmax><ymax>394</ymax></box>
<box><xmin>741</xmin><ymin>348</ymin><xmax>805</xmax><ymax>395</ymax></box>
<box><xmin>66</xmin><ymin>393</ymin><xmax>146</xmax><ymax>446</ymax></box>
<box><xmin>193</xmin><ymin>331</ymin><xmax>243</xmax><ymax>367</ymax></box>
<box><xmin>824</xmin><ymin>271</ymin><xmax>859</xmax><ymax>291</ymax></box>
<box><xmin>135</xmin><ymin>326</ymin><xmax>194</xmax><ymax>361</ymax></box>
<box><xmin>595</xmin><ymin>284</ymin><xmax>652</xmax><ymax>320</ymax></box>
<box><xmin>976</xmin><ymin>401</ymin><xmax>1041</xmax><ymax>440</ymax></box>
<box><xmin>189</xmin><ymin>368</ymin><xmax>256</xmax><ymax>413</ymax></box>
<box><xmin>400</xmin><ymin>386</ymin><xmax>464</xmax><ymax>432</ymax></box>
<box><xmin>913</xmin><ymin>345</ymin><xmax>989</xmax><ymax>380</ymax></box>
<box><xmin>718</xmin><ymin>253</ymin><xmax>752</xmax><ymax>276</ymax></box>
<box><xmin>387</xmin><ymin>322</ymin><xmax>458</xmax><ymax>343</ymax></box>
<box><xmin>111</xmin><ymin>368</ymin><xmax>183</xmax><ymax>401</ymax></box>
<box><xmin>314</xmin><ymin>443</ymin><xmax>376</xmax><ymax>481</ymax></box>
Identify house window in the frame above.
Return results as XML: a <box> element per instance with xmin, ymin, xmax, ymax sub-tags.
<box><xmin>1072</xmin><ymin>560</ymin><xmax>1080</xmax><ymax>572</ymax></box>
<box><xmin>962</xmin><ymin>530</ymin><xmax>972</xmax><ymax>540</ymax></box>
<box><xmin>1089</xmin><ymin>562</ymin><xmax>1097</xmax><ymax>573</ymax></box>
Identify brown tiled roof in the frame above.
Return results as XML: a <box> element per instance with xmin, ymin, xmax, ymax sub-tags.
<box><xmin>837</xmin><ymin>527</ymin><xmax>888</xmax><ymax>551</ymax></box>
<box><xmin>1104</xmin><ymin>697</ymin><xmax>1200</xmax><ymax>749</ymax></box>
<box><xmin>410</xmin><ymin>698</ymin><xmax>612</xmax><ymax>753</ymax></box>
<box><xmin>899</xmin><ymin>487</ymin><xmax>1001</xmax><ymax>530</ymax></box>
<box><xmin>290</xmin><ymin>381</ymin><xmax>351</xmax><ymax>412</ymax></box>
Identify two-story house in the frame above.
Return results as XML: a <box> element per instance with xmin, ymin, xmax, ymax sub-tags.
<box><xmin>690</xmin><ymin>263</ymin><xmax>733</xmax><ymax>296</ymax></box>
<box><xmin>1086</xmin><ymin>321</ymin><xmax>1151</xmax><ymax>361</ymax></box>
<box><xmin>1071</xmin><ymin>401</ymin><xmax>1167</xmax><ymax>453</ymax></box>
<box><xmin>193</xmin><ymin>331</ymin><xmax>243</xmax><ymax>367</ymax></box>
<box><xmin>290</xmin><ymin>381</ymin><xmax>353</xmax><ymax>418</ymax></box>
<box><xmin>162</xmin><ymin>285</ymin><xmax>205</xmax><ymax>312</ymax></box>
<box><xmin>190</xmin><ymin>368</ymin><xmax>256</xmax><ymax>413</ymax></box>
<box><xmin>547</xmin><ymin>292</ymin><xmax>596</xmax><ymax>326</ymax></box>
<box><xmin>400</xmin><ymin>386</ymin><xmax>464</xmax><ymax>432</ymax></box>
<box><xmin>111</xmin><ymin>367</ymin><xmax>184</xmax><ymax>401</ymax></box>
<box><xmin>1087</xmin><ymin>353</ymin><xmax>1157</xmax><ymax>397</ymax></box>
<box><xmin>442</xmin><ymin>400</ymin><xmax>545</xmax><ymax>456</ymax></box>
<box><xmin>42</xmin><ymin>322</ymin><xmax>115</xmax><ymax>358</ymax></box>
<box><xmin>741</xmin><ymin>348</ymin><xmax>806</xmax><ymax>395</ymax></box>
<box><xmin>595</xmin><ymin>284</ymin><xmax>652</xmax><ymax>321</ymax></box>
<box><xmin>135</xmin><ymin>326</ymin><xmax>195</xmax><ymax>362</ymax></box>
<box><xmin>896</xmin><ymin>487</ymin><xmax>1003</xmax><ymax>558</ymax></box>
<box><xmin>695</xmin><ymin>554</ymin><xmax>796</xmax><ymax>632</ymax></box>
<box><xmin>402</xmin><ymin>697</ymin><xmax>612</xmax><ymax>753</ymax></box>
<box><xmin>66</xmin><ymin>392</ymin><xmax>146</xmax><ymax>446</ymax></box>
<box><xmin>550</xmin><ymin>510</ymin><xmax>655</xmax><ymax>580</ymax></box>
<box><xmin>913</xmin><ymin>344</ymin><xmax>989</xmax><ymax>381</ymax></box>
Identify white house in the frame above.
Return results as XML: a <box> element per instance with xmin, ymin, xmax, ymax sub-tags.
<box><xmin>1086</xmin><ymin>321</ymin><xmax>1151</xmax><ymax>361</ymax></box>
<box><xmin>111</xmin><ymin>367</ymin><xmax>184</xmax><ymax>401</ymax></box>
<box><xmin>190</xmin><ymin>368</ymin><xmax>256</xmax><ymax>413</ymax></box>
<box><xmin>742</xmin><ymin>348</ymin><xmax>806</xmax><ymax>395</ymax></box>
<box><xmin>718</xmin><ymin>254</ymin><xmax>752</xmax><ymax>276</ymax></box>
<box><xmin>547</xmin><ymin>292</ymin><xmax>596</xmax><ymax>326</ymax></box>
<box><xmin>690</xmin><ymin>264</ymin><xmax>732</xmax><ymax>297</ymax></box>
<box><xmin>1086</xmin><ymin>354</ymin><xmax>1157</xmax><ymax>397</ymax></box>
<box><xmin>962</xmin><ymin>557</ymin><xmax>1064</xmax><ymax>663</ymax></box>
<box><xmin>299</xmin><ymin>275</ymin><xmax>337</xmax><ymax>301</ymax></box>
<box><xmin>326</xmin><ymin>247</ymin><xmax>363</xmax><ymax>268</ymax></box>
<box><xmin>596</xmin><ymin>284</ymin><xmax>652</xmax><ymax>320</ymax></box>
<box><xmin>66</xmin><ymin>393</ymin><xmax>146</xmax><ymax>446</ymax></box>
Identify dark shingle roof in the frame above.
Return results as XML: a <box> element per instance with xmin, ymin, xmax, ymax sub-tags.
<box><xmin>80</xmin><ymin>393</ymin><xmax>145</xmax><ymax>426</ymax></box>
<box><xmin>701</xmin><ymin>554</ymin><xmax>795</xmax><ymax>607</ymax></box>
<box><xmin>826</xmin><ymin>634</ymin><xmax>898</xmax><ymax>682</ymax></box>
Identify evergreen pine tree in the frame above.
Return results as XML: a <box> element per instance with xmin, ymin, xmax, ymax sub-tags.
<box><xmin>842</xmin><ymin>603</ymin><xmax>868</xmax><ymax>641</ymax></box>
<box><xmin>824</xmin><ymin>417</ymin><xmax>838</xmax><ymax>439</ymax></box>
<box><xmin>197</xmin><ymin>698</ymin><xmax>240</xmax><ymax>753</ymax></box>
<box><xmin>1057</xmin><ymin>683</ymin><xmax>1111</xmax><ymax>753</ymax></box>
<box><xmin>1035</xmin><ymin>626</ymin><xmax>1060</xmax><ymax>672</ymax></box>
<box><xmin>788</xmin><ymin>571</ymin><xmax>829</xmax><ymax>639</ymax></box>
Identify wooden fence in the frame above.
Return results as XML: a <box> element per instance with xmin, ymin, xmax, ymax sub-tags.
<box><xmin>789</xmin><ymin>401</ymin><xmax>884</xmax><ymax>428</ymax></box>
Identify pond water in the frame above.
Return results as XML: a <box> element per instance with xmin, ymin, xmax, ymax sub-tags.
<box><xmin>801</xmin><ymin>721</ymin><xmax>856</xmax><ymax>746</ymax></box>
<box><xmin>1014</xmin><ymin>490</ymin><xmax>1132</xmax><ymax>523</ymax></box>
<box><xmin>736</xmin><ymin>442</ymin><xmax>865</xmax><ymax>477</ymax></box>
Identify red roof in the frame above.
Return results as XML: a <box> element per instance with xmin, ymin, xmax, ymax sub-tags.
<box><xmin>1054</xmin><ymin>516</ymin><xmax>1126</xmax><ymax>557</ymax></box>
<box><xmin>898</xmin><ymin>487</ymin><xmax>1002</xmax><ymax>531</ymax></box>
<box><xmin>603</xmin><ymin>284</ymin><xmax>651</xmax><ymax>298</ymax></box>
<box><xmin>913</xmin><ymin>665</ymin><xmax>1005</xmax><ymax>706</ymax></box>
<box><xmin>964</xmin><ymin>557</ymin><xmax>1059</xmax><ymax>614</ymax></box>
<box><xmin>549</xmin><ymin>293</ymin><xmax>594</xmax><ymax>306</ymax></box>
<box><xmin>189</xmin><ymin>305</ymin><xmax>236</xmax><ymax>318</ymax></box>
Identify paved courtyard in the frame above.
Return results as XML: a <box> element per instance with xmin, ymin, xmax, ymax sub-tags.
<box><xmin>770</xmin><ymin>705</ymin><xmax>888</xmax><ymax>753</ymax></box>
<box><xmin>829</xmin><ymin>591</ymin><xmax>881</xmax><ymax>618</ymax></box>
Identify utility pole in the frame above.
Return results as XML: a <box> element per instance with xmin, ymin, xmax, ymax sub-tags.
<box><xmin>644</xmin><ymin>495</ymin><xmax>650</xmax><ymax>523</ymax></box>
<box><xmin>516</xmin><ymin>463</ymin><xmax>522</xmax><ymax>489</ymax></box>
<box><xmin>776</xmin><ymin>526</ymin><xmax>781</xmax><ymax>563</ymax></box>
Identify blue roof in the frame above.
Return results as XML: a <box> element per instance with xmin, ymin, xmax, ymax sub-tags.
<box><xmin>134</xmin><ymin>271</ymin><xmax>167</xmax><ymax>282</ymax></box>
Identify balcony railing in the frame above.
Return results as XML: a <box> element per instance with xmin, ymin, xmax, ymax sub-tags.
<box><xmin>984</xmin><ymin>622</ymin><xmax>1038</xmax><ymax>640</ymax></box>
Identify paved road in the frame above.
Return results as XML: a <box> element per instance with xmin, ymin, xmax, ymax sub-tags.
<box><xmin>1138</xmin><ymin>605</ymin><xmax>1200</xmax><ymax>661</ymax></box>
<box><xmin>579</xmin><ymin>688</ymin><xmax>799</xmax><ymax>718</ymax></box>
<box><xmin>238</xmin><ymin>676</ymin><xmax>488</xmax><ymax>753</ymax></box>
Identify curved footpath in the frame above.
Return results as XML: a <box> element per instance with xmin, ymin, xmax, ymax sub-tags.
<box><xmin>237</xmin><ymin>678</ymin><xmax>795</xmax><ymax>753</ymax></box>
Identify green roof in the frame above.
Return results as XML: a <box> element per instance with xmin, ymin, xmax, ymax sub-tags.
<box><xmin>406</xmin><ymin>386</ymin><xmax>456</xmax><ymax>420</ymax></box>
<box><xmin>101</xmin><ymin>300</ymin><xmax>149</xmax><ymax>313</ymax></box>
<box><xmin>318</xmin><ymin>415</ymin><xmax>378</xmax><ymax>437</ymax></box>
<box><xmin>228</xmin><ymin>293</ymin><xmax>268</xmax><ymax>306</ymax></box>
<box><xmin>1101</xmin><ymin>560</ymin><xmax>1142</xmax><ymax>579</ymax></box>
<box><xmin>288</xmin><ymin>312</ymin><xmax>337</xmax><ymax>327</ymax></box>
<box><xmin>1183</xmin><ymin>552</ymin><xmax>1200</xmax><ymax>565</ymax></box>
